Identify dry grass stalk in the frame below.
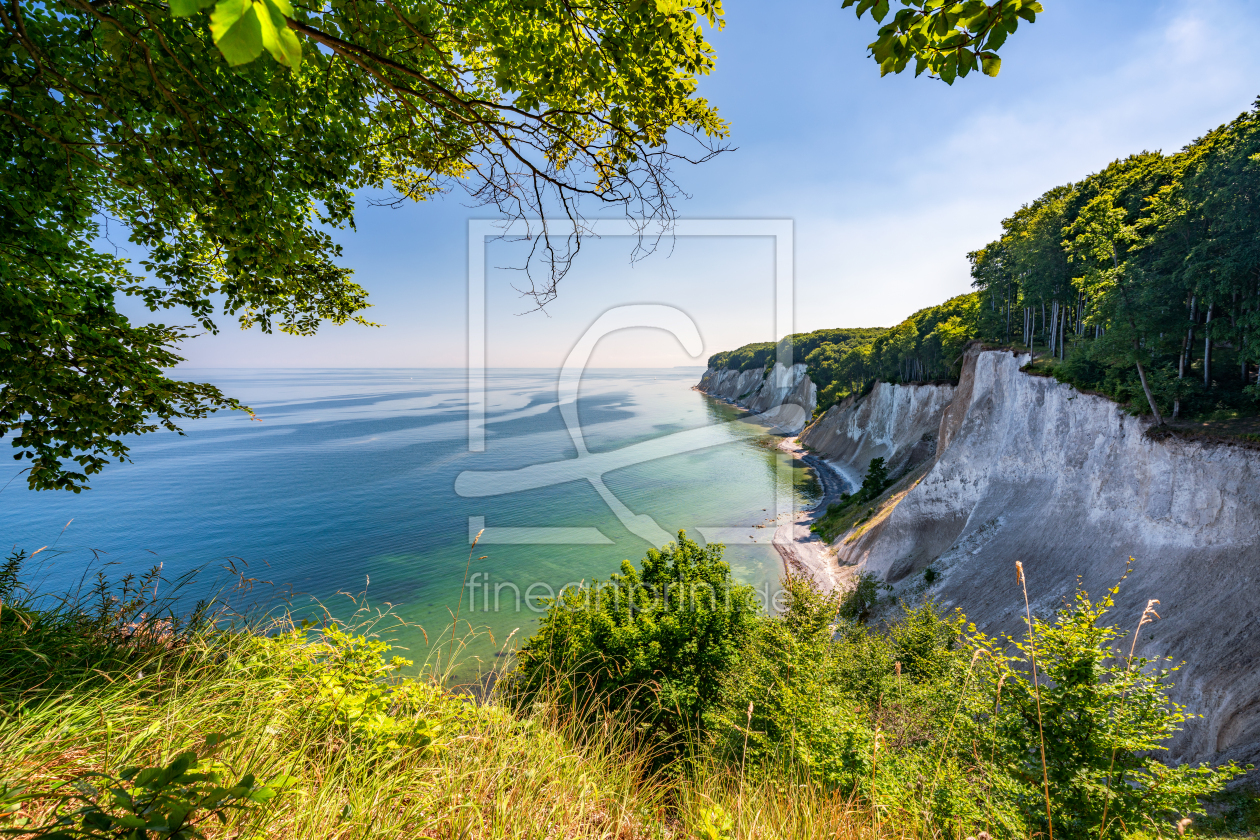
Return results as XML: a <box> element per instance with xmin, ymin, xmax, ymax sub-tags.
<box><xmin>1016</xmin><ymin>560</ymin><xmax>1053</xmax><ymax>840</ymax></box>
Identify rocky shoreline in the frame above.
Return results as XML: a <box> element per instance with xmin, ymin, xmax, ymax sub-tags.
<box><xmin>770</xmin><ymin>436</ymin><xmax>849</xmax><ymax>591</ymax></box>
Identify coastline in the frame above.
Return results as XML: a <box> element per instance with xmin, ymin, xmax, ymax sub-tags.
<box><xmin>772</xmin><ymin>436</ymin><xmax>849</xmax><ymax>592</ymax></box>
<box><xmin>693</xmin><ymin>382</ymin><xmax>848</xmax><ymax>591</ymax></box>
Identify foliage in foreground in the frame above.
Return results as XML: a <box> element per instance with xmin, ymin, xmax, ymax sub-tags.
<box><xmin>521</xmin><ymin>538</ymin><xmax>1244</xmax><ymax>840</ymax></box>
<box><xmin>0</xmin><ymin>551</ymin><xmax>667</xmax><ymax>839</ymax></box>
<box><xmin>509</xmin><ymin>532</ymin><xmax>762</xmax><ymax>761</ymax></box>
<box><xmin>0</xmin><ymin>543</ymin><xmax>1249</xmax><ymax>840</ymax></box>
<box><xmin>706</xmin><ymin>574</ymin><xmax>1242</xmax><ymax>840</ymax></box>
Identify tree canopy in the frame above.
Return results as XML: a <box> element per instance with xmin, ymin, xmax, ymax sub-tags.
<box><xmin>708</xmin><ymin>293</ymin><xmax>980</xmax><ymax>415</ymax></box>
<box><xmin>969</xmin><ymin>100</ymin><xmax>1260</xmax><ymax>423</ymax></box>
<box><xmin>708</xmin><ymin>101</ymin><xmax>1260</xmax><ymax>427</ymax></box>
<box><xmin>1</xmin><ymin>0</ymin><xmax>727</xmax><ymax>490</ymax></box>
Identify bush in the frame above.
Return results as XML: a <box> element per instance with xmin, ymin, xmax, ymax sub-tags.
<box><xmin>508</xmin><ymin>531</ymin><xmax>761</xmax><ymax>757</ymax></box>
<box><xmin>837</xmin><ymin>571</ymin><xmax>888</xmax><ymax>623</ymax></box>
<box><xmin>703</xmin><ymin>572</ymin><xmax>1243</xmax><ymax>837</ymax></box>
<box><xmin>978</xmin><ymin>581</ymin><xmax>1243</xmax><ymax>839</ymax></box>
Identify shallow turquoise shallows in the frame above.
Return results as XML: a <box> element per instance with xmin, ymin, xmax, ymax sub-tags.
<box><xmin>0</xmin><ymin>368</ymin><xmax>817</xmax><ymax>674</ymax></box>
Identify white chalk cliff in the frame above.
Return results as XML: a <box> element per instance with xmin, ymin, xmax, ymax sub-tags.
<box><xmin>699</xmin><ymin>346</ymin><xmax>1260</xmax><ymax>768</ymax></box>
<box><xmin>696</xmin><ymin>362</ymin><xmax>816</xmax><ymax>434</ymax></box>
<box><xmin>800</xmin><ymin>380</ymin><xmax>955</xmax><ymax>489</ymax></box>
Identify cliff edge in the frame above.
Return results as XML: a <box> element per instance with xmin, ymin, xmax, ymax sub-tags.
<box><xmin>696</xmin><ymin>362</ymin><xmax>816</xmax><ymax>435</ymax></box>
<box><xmin>835</xmin><ymin>345</ymin><xmax>1260</xmax><ymax>769</ymax></box>
<box><xmin>698</xmin><ymin>346</ymin><xmax>1260</xmax><ymax>768</ymax></box>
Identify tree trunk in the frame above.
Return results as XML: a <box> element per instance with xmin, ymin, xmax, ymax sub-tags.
<box><xmin>1049</xmin><ymin>301</ymin><xmax>1058</xmax><ymax>357</ymax></box>
<box><xmin>1005</xmin><ymin>279</ymin><xmax>1011</xmax><ymax>342</ymax></box>
<box><xmin>1184</xmin><ymin>295</ymin><xmax>1197</xmax><ymax>385</ymax></box>
<box><xmin>1204</xmin><ymin>304</ymin><xmax>1214</xmax><ymax>388</ymax></box>
<box><xmin>1059</xmin><ymin>304</ymin><xmax>1067</xmax><ymax>360</ymax></box>
<box><xmin>1135</xmin><ymin>356</ymin><xmax>1165</xmax><ymax>426</ymax></box>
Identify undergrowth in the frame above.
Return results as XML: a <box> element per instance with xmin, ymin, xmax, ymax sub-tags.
<box><xmin>0</xmin><ymin>541</ymin><xmax>1251</xmax><ymax>840</ymax></box>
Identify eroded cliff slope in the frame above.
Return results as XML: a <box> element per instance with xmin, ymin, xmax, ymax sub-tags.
<box><xmin>800</xmin><ymin>381</ymin><xmax>954</xmax><ymax>487</ymax></box>
<box><xmin>697</xmin><ymin>362</ymin><xmax>816</xmax><ymax>434</ymax></box>
<box><xmin>837</xmin><ymin>346</ymin><xmax>1260</xmax><ymax>768</ymax></box>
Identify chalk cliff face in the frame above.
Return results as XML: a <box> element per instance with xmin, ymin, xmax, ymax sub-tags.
<box><xmin>799</xmin><ymin>381</ymin><xmax>954</xmax><ymax>488</ymax></box>
<box><xmin>837</xmin><ymin>346</ymin><xmax>1260</xmax><ymax>768</ymax></box>
<box><xmin>697</xmin><ymin>363</ymin><xmax>816</xmax><ymax>434</ymax></box>
<box><xmin>699</xmin><ymin>348</ymin><xmax>1260</xmax><ymax>765</ymax></box>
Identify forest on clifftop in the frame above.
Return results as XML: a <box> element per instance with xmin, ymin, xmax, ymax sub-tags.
<box><xmin>711</xmin><ymin>99</ymin><xmax>1260</xmax><ymax>427</ymax></box>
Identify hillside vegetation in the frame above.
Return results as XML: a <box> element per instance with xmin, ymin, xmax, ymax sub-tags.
<box><xmin>4</xmin><ymin>541</ymin><xmax>1251</xmax><ymax>840</ymax></box>
<box><xmin>708</xmin><ymin>100</ymin><xmax>1260</xmax><ymax>428</ymax></box>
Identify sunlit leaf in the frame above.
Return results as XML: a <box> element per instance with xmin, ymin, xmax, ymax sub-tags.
<box><xmin>210</xmin><ymin>0</ymin><xmax>263</xmax><ymax>66</ymax></box>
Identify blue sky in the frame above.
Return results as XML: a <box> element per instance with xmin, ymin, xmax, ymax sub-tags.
<box><xmin>169</xmin><ymin>0</ymin><xmax>1260</xmax><ymax>370</ymax></box>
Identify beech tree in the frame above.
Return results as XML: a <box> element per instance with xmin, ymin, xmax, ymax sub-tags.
<box><xmin>844</xmin><ymin>0</ymin><xmax>1043</xmax><ymax>83</ymax></box>
<box><xmin>1063</xmin><ymin>154</ymin><xmax>1173</xmax><ymax>425</ymax></box>
<box><xmin>1</xmin><ymin>0</ymin><xmax>1051</xmax><ymax>493</ymax></box>
<box><xmin>1</xmin><ymin>0</ymin><xmax>728</xmax><ymax>490</ymax></box>
<box><xmin>967</xmin><ymin>101</ymin><xmax>1260</xmax><ymax>424</ymax></box>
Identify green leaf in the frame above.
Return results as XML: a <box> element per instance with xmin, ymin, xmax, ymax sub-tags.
<box><xmin>170</xmin><ymin>0</ymin><xmax>218</xmax><ymax>17</ymax></box>
<box><xmin>203</xmin><ymin>733</ymin><xmax>232</xmax><ymax>748</ymax></box>
<box><xmin>872</xmin><ymin>0</ymin><xmax>890</xmax><ymax>23</ymax></box>
<box><xmin>980</xmin><ymin>52</ymin><xmax>1001</xmax><ymax>76</ymax></box>
<box><xmin>210</xmin><ymin>0</ymin><xmax>264</xmax><ymax>66</ymax></box>
<box><xmin>166</xmin><ymin>803</ymin><xmax>192</xmax><ymax>827</ymax></box>
<box><xmin>958</xmin><ymin>49</ymin><xmax>977</xmax><ymax>77</ymax></box>
<box><xmin>133</xmin><ymin>768</ymin><xmax>162</xmax><ymax>787</ymax></box>
<box><xmin>259</xmin><ymin>0</ymin><xmax>301</xmax><ymax>68</ymax></box>
<box><xmin>266</xmin><ymin>774</ymin><xmax>302</xmax><ymax>791</ymax></box>
<box><xmin>984</xmin><ymin>23</ymin><xmax>1009</xmax><ymax>51</ymax></box>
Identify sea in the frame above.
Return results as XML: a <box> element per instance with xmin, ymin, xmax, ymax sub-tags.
<box><xmin>0</xmin><ymin>368</ymin><xmax>818</xmax><ymax>675</ymax></box>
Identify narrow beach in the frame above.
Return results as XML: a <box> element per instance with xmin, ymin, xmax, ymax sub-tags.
<box><xmin>772</xmin><ymin>437</ymin><xmax>852</xmax><ymax>592</ymax></box>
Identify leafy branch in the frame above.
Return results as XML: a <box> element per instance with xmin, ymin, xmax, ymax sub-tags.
<box><xmin>844</xmin><ymin>0</ymin><xmax>1044</xmax><ymax>84</ymax></box>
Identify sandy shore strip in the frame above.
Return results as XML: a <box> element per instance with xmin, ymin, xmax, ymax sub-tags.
<box><xmin>771</xmin><ymin>437</ymin><xmax>854</xmax><ymax>592</ymax></box>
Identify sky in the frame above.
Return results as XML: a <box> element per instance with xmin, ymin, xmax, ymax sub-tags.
<box><xmin>159</xmin><ymin>0</ymin><xmax>1260</xmax><ymax>370</ymax></box>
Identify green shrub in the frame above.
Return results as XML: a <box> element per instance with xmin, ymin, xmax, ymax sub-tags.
<box><xmin>978</xmin><ymin>582</ymin><xmax>1244</xmax><ymax>840</ymax></box>
<box><xmin>704</xmin><ymin>573</ymin><xmax>1243</xmax><ymax>838</ymax></box>
<box><xmin>837</xmin><ymin>571</ymin><xmax>889</xmax><ymax>624</ymax></box>
<box><xmin>509</xmin><ymin>531</ymin><xmax>761</xmax><ymax>757</ymax></box>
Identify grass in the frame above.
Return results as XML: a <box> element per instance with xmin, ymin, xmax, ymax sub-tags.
<box><xmin>811</xmin><ymin>463</ymin><xmax>928</xmax><ymax>544</ymax></box>
<box><xmin>3</xmin><ymin>550</ymin><xmax>1256</xmax><ymax>840</ymax></box>
<box><xmin>0</xmin><ymin>554</ymin><xmax>919</xmax><ymax>840</ymax></box>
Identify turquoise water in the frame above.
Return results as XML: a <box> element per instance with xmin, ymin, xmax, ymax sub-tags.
<box><xmin>0</xmin><ymin>368</ymin><xmax>817</xmax><ymax>669</ymax></box>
